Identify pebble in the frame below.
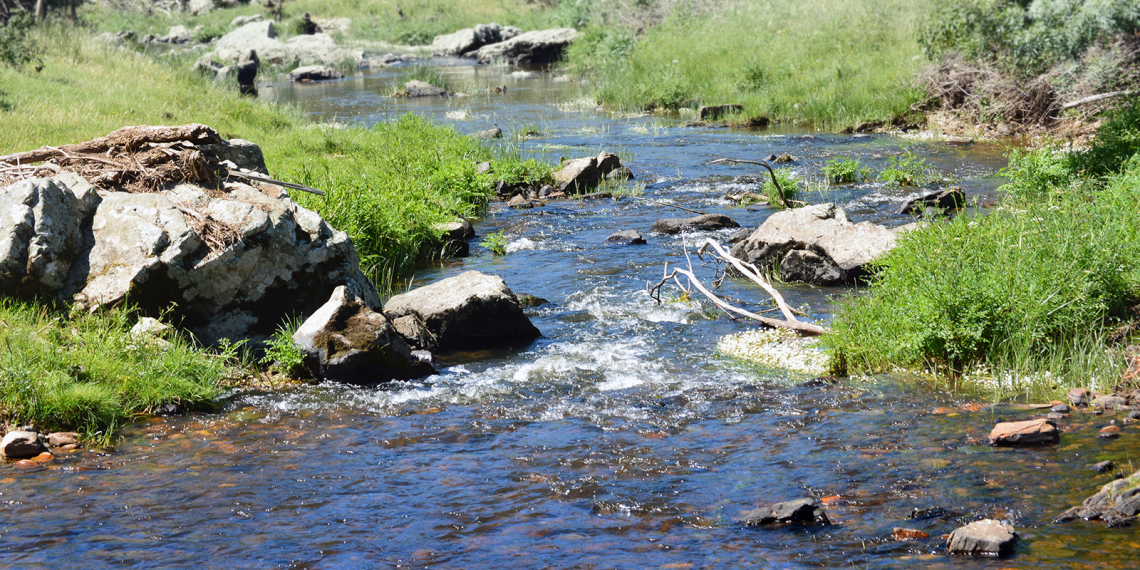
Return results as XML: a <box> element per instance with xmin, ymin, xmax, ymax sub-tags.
<box><xmin>1047</xmin><ymin>412</ymin><xmax>1066</xmax><ymax>422</ymax></box>
<box><xmin>1092</xmin><ymin>460</ymin><xmax>1114</xmax><ymax>473</ymax></box>
<box><xmin>893</xmin><ymin>527</ymin><xmax>929</xmax><ymax>540</ymax></box>
<box><xmin>1100</xmin><ymin>425</ymin><xmax>1121</xmax><ymax>438</ymax></box>
<box><xmin>1051</xmin><ymin>403</ymin><xmax>1071</xmax><ymax>413</ymax></box>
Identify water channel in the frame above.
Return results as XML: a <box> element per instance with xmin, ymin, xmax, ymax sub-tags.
<box><xmin>2</xmin><ymin>61</ymin><xmax>1137</xmax><ymax>569</ymax></box>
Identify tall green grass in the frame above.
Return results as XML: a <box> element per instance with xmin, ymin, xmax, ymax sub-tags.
<box><xmin>823</xmin><ymin>101</ymin><xmax>1140</xmax><ymax>398</ymax></box>
<box><xmin>567</xmin><ymin>0</ymin><xmax>935</xmax><ymax>129</ymax></box>
<box><xmin>0</xmin><ymin>300</ymin><xmax>235</xmax><ymax>445</ymax></box>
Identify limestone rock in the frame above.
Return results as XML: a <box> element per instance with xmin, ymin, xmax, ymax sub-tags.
<box><xmin>729</xmin><ymin>203</ymin><xmax>900</xmax><ymax>285</ymax></box>
<box><xmin>214</xmin><ymin>21</ymin><xmax>288</xmax><ymax>64</ymax></box>
<box><xmin>1</xmin><ymin>431</ymin><xmax>43</xmax><ymax>459</ymax></box>
<box><xmin>651</xmin><ymin>213</ymin><xmax>739</xmax><ymax>235</ymax></box>
<box><xmin>46</xmin><ymin>432</ymin><xmax>79</xmax><ymax>448</ymax></box>
<box><xmin>383</xmin><ymin>270</ymin><xmax>540</xmax><ymax>351</ymax></box>
<box><xmin>946</xmin><ymin>519</ymin><xmax>1017</xmax><ymax>556</ymax></box>
<box><xmin>605</xmin><ymin>230</ymin><xmax>646</xmax><ymax>245</ymax></box>
<box><xmin>293</xmin><ymin>286</ymin><xmax>432</xmax><ymax>383</ymax></box>
<box><xmin>476</xmin><ymin>28</ymin><xmax>577</xmax><ymax>64</ymax></box>
<box><xmin>552</xmin><ymin>157</ymin><xmax>601</xmax><ymax>194</ymax></box>
<box><xmin>432</xmin><ymin>28</ymin><xmax>481</xmax><ymax>56</ymax></box>
<box><xmin>1056</xmin><ymin>469</ymin><xmax>1140</xmax><ymax>525</ymax></box>
<box><xmin>0</xmin><ymin>173</ymin><xmax>99</xmax><ymax>296</ymax></box>
<box><xmin>988</xmin><ymin>418</ymin><xmax>1059</xmax><ymax>446</ymax></box>
<box><xmin>288</xmin><ymin>65</ymin><xmax>344</xmax><ymax>82</ymax></box>
<box><xmin>405</xmin><ymin>80</ymin><xmax>452</xmax><ymax>97</ymax></box>
<box><xmin>740</xmin><ymin>498</ymin><xmax>830</xmax><ymax>526</ymax></box>
<box><xmin>198</xmin><ymin>138</ymin><xmax>269</xmax><ymax>175</ymax></box>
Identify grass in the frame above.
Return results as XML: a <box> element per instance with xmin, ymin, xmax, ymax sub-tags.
<box><xmin>568</xmin><ymin>0</ymin><xmax>935</xmax><ymax>129</ymax></box>
<box><xmin>822</xmin><ymin>101</ymin><xmax>1140</xmax><ymax>399</ymax></box>
<box><xmin>0</xmin><ymin>300</ymin><xmax>237</xmax><ymax>446</ymax></box>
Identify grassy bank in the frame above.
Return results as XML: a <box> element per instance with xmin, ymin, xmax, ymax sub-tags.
<box><xmin>0</xmin><ymin>300</ymin><xmax>238</xmax><ymax>446</ymax></box>
<box><xmin>565</xmin><ymin>0</ymin><xmax>934</xmax><ymax>129</ymax></box>
<box><xmin>823</xmin><ymin>101</ymin><xmax>1140</xmax><ymax>399</ymax></box>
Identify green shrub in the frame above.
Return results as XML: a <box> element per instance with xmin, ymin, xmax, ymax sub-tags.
<box><xmin>761</xmin><ymin>168</ymin><xmax>801</xmax><ymax>208</ymax></box>
<box><xmin>878</xmin><ymin>149</ymin><xmax>940</xmax><ymax>186</ymax></box>
<box><xmin>259</xmin><ymin>316</ymin><xmax>305</xmax><ymax>377</ymax></box>
<box><xmin>0</xmin><ymin>11</ymin><xmax>41</xmax><ymax>71</ymax></box>
<box><xmin>822</xmin><ymin>156</ymin><xmax>871</xmax><ymax>184</ymax></box>
<box><xmin>481</xmin><ymin>231</ymin><xmax>509</xmax><ymax>255</ymax></box>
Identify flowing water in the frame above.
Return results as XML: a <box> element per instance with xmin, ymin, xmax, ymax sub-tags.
<box><xmin>3</xmin><ymin>63</ymin><xmax>1138</xmax><ymax>569</ymax></box>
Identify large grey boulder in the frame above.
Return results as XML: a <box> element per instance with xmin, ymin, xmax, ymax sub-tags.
<box><xmin>432</xmin><ymin>28</ymin><xmax>480</xmax><ymax>56</ymax></box>
<box><xmin>293</xmin><ymin>286</ymin><xmax>432</xmax><ymax>383</ymax></box>
<box><xmin>214</xmin><ymin>21</ymin><xmax>289</xmax><ymax>64</ymax></box>
<box><xmin>0</xmin><ymin>147</ymin><xmax>379</xmax><ymax>344</ymax></box>
<box><xmin>729</xmin><ymin>203</ymin><xmax>900</xmax><ymax>285</ymax></box>
<box><xmin>1056</xmin><ymin>469</ymin><xmax>1140</xmax><ymax>526</ymax></box>
<box><xmin>946</xmin><ymin>519</ymin><xmax>1017</xmax><ymax>556</ymax></box>
<box><xmin>0</xmin><ymin>173</ymin><xmax>100</xmax><ymax>296</ymax></box>
<box><xmin>383</xmin><ymin>270</ymin><xmax>540</xmax><ymax>351</ymax></box>
<box><xmin>475</xmin><ymin>28</ymin><xmax>577</xmax><ymax>64</ymax></box>
<box><xmin>552</xmin><ymin>157</ymin><xmax>600</xmax><ymax>194</ymax></box>
<box><xmin>286</xmin><ymin>33</ymin><xmax>363</xmax><ymax>67</ymax></box>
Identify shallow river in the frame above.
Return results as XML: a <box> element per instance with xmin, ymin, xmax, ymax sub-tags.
<box><xmin>3</xmin><ymin>62</ymin><xmax>1137</xmax><ymax>569</ymax></box>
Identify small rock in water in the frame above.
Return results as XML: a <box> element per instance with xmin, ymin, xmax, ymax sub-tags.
<box><xmin>515</xmin><ymin>293</ymin><xmax>548</xmax><ymax>308</ymax></box>
<box><xmin>946</xmin><ymin>519</ymin><xmax>1017</xmax><ymax>556</ymax></box>
<box><xmin>989</xmin><ymin>418</ymin><xmax>1059</xmax><ymax>446</ymax></box>
<box><xmin>1069</xmin><ymin>388</ymin><xmax>1091</xmax><ymax>407</ymax></box>
<box><xmin>1046</xmin><ymin>412</ymin><xmax>1066</xmax><ymax>422</ymax></box>
<box><xmin>907</xmin><ymin>506</ymin><xmax>955</xmax><ymax>520</ymax></box>
<box><xmin>1127</xmin><ymin>410</ymin><xmax>1140</xmax><ymax>420</ymax></box>
<box><xmin>739</xmin><ymin>498</ymin><xmax>829</xmax><ymax>527</ymax></box>
<box><xmin>404</xmin><ymin>80</ymin><xmax>451</xmax><ymax>97</ymax></box>
<box><xmin>1095</xmin><ymin>395</ymin><xmax>1127</xmax><ymax>410</ymax></box>
<box><xmin>1100</xmin><ymin>425</ymin><xmax>1122</xmax><ymax>439</ymax></box>
<box><xmin>604</xmin><ymin>230</ymin><xmax>646</xmax><ymax>245</ymax></box>
<box><xmin>1051</xmin><ymin>403</ymin><xmax>1071</xmax><ymax>414</ymax></box>
<box><xmin>1092</xmin><ymin>460</ymin><xmax>1115</xmax><ymax>473</ymax></box>
<box><xmin>893</xmin><ymin>527</ymin><xmax>929</xmax><ymax>541</ymax></box>
<box><xmin>1</xmin><ymin>431</ymin><xmax>44</xmax><ymax>459</ymax></box>
<box><xmin>507</xmin><ymin>195</ymin><xmax>532</xmax><ymax>209</ymax></box>
<box><xmin>471</xmin><ymin>125</ymin><xmax>503</xmax><ymax>140</ymax></box>
<box><xmin>650</xmin><ymin>213</ymin><xmax>739</xmax><ymax>235</ymax></box>
<box><xmin>46</xmin><ymin>432</ymin><xmax>79</xmax><ymax>448</ymax></box>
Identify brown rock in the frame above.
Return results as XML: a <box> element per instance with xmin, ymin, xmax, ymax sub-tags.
<box><xmin>1</xmin><ymin>431</ymin><xmax>44</xmax><ymax>459</ymax></box>
<box><xmin>47</xmin><ymin>432</ymin><xmax>79</xmax><ymax>448</ymax></box>
<box><xmin>893</xmin><ymin>528</ymin><xmax>929</xmax><ymax>541</ymax></box>
<box><xmin>988</xmin><ymin>418</ymin><xmax>1059</xmax><ymax>446</ymax></box>
<box><xmin>1069</xmin><ymin>388</ymin><xmax>1090</xmax><ymax>407</ymax></box>
<box><xmin>946</xmin><ymin>519</ymin><xmax>1017</xmax><ymax>556</ymax></box>
<box><xmin>552</xmin><ymin>157</ymin><xmax>601</xmax><ymax>195</ymax></box>
<box><xmin>1095</xmin><ymin>395</ymin><xmax>1127</xmax><ymax>410</ymax></box>
<box><xmin>507</xmin><ymin>195</ymin><xmax>532</xmax><ymax>209</ymax></box>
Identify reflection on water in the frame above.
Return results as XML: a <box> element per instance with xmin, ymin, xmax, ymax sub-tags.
<box><xmin>3</xmin><ymin>63</ymin><xmax>1134</xmax><ymax>569</ymax></box>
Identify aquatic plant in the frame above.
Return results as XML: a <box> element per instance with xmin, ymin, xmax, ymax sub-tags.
<box><xmin>481</xmin><ymin>231</ymin><xmax>509</xmax><ymax>255</ymax></box>
<box><xmin>761</xmin><ymin>167</ymin><xmax>801</xmax><ymax>208</ymax></box>
<box><xmin>821</xmin><ymin>157</ymin><xmax>871</xmax><ymax>184</ymax></box>
<box><xmin>877</xmin><ymin>149</ymin><xmax>940</xmax><ymax>186</ymax></box>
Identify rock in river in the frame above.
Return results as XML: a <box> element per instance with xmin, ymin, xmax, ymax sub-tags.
<box><xmin>293</xmin><ymin>286</ymin><xmax>433</xmax><ymax>383</ymax></box>
<box><xmin>288</xmin><ymin>65</ymin><xmax>343</xmax><ymax>82</ymax></box>
<box><xmin>404</xmin><ymin>80</ymin><xmax>452</xmax><ymax>98</ymax></box>
<box><xmin>740</xmin><ymin>498</ymin><xmax>830</xmax><ymax>527</ymax></box>
<box><xmin>729</xmin><ymin>203</ymin><xmax>902</xmax><ymax>285</ymax></box>
<box><xmin>946</xmin><ymin>519</ymin><xmax>1017</xmax><ymax>556</ymax></box>
<box><xmin>989</xmin><ymin>418</ymin><xmax>1059</xmax><ymax>446</ymax></box>
<box><xmin>1</xmin><ymin>431</ymin><xmax>44</xmax><ymax>459</ymax></box>
<box><xmin>605</xmin><ymin>230</ymin><xmax>647</xmax><ymax>245</ymax></box>
<box><xmin>1056</xmin><ymin>468</ymin><xmax>1140</xmax><ymax>526</ymax></box>
<box><xmin>475</xmin><ymin>28</ymin><xmax>577</xmax><ymax>64</ymax></box>
<box><xmin>651</xmin><ymin>213</ymin><xmax>739</xmax><ymax>235</ymax></box>
<box><xmin>383</xmin><ymin>270</ymin><xmax>540</xmax><ymax>351</ymax></box>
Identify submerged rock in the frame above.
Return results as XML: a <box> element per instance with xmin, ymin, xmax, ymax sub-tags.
<box><xmin>729</xmin><ymin>203</ymin><xmax>901</xmax><ymax>285</ymax></box>
<box><xmin>988</xmin><ymin>418</ymin><xmax>1059</xmax><ymax>446</ymax></box>
<box><xmin>1057</xmin><ymin>468</ymin><xmax>1140</xmax><ymax>526</ymax></box>
<box><xmin>651</xmin><ymin>213</ymin><xmax>739</xmax><ymax>235</ymax></box>
<box><xmin>383</xmin><ymin>270</ymin><xmax>540</xmax><ymax>351</ymax></box>
<box><xmin>404</xmin><ymin>80</ymin><xmax>452</xmax><ymax>97</ymax></box>
<box><xmin>946</xmin><ymin>519</ymin><xmax>1017</xmax><ymax>556</ymax></box>
<box><xmin>293</xmin><ymin>286</ymin><xmax>433</xmax><ymax>383</ymax></box>
<box><xmin>740</xmin><ymin>498</ymin><xmax>830</xmax><ymax>526</ymax></box>
<box><xmin>605</xmin><ymin>230</ymin><xmax>646</xmax><ymax>245</ymax></box>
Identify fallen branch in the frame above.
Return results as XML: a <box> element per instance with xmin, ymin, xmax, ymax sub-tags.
<box><xmin>0</xmin><ymin>124</ymin><xmax>225</xmax><ymax>166</ymax></box>
<box><xmin>1061</xmin><ymin>90</ymin><xmax>1137</xmax><ymax>111</ymax></box>
<box><xmin>708</xmin><ymin>157</ymin><xmax>789</xmax><ymax>209</ymax></box>
<box><xmin>647</xmin><ymin>236</ymin><xmax>827</xmax><ymax>336</ymax></box>
<box><xmin>227</xmin><ymin>170</ymin><xmax>327</xmax><ymax>197</ymax></box>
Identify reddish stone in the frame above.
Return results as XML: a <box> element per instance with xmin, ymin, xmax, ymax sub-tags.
<box><xmin>989</xmin><ymin>418</ymin><xmax>1059</xmax><ymax>446</ymax></box>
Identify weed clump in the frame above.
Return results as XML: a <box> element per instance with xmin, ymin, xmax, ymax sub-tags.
<box><xmin>878</xmin><ymin>149</ymin><xmax>943</xmax><ymax>186</ymax></box>
<box><xmin>822</xmin><ymin>157</ymin><xmax>871</xmax><ymax>184</ymax></box>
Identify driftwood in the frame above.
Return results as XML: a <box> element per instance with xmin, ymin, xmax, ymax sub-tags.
<box><xmin>1061</xmin><ymin>90</ymin><xmax>1137</xmax><ymax>111</ymax></box>
<box><xmin>648</xmin><ymin>236</ymin><xmax>828</xmax><ymax>336</ymax></box>
<box><xmin>0</xmin><ymin>124</ymin><xmax>225</xmax><ymax>166</ymax></box>
<box><xmin>631</xmin><ymin>196</ymin><xmax>706</xmax><ymax>215</ymax></box>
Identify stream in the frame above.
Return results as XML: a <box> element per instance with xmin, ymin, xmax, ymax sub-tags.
<box><xmin>2</xmin><ymin>62</ymin><xmax>1137</xmax><ymax>569</ymax></box>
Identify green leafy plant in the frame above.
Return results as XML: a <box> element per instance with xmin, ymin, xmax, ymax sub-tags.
<box><xmin>822</xmin><ymin>156</ymin><xmax>871</xmax><ymax>184</ymax></box>
<box><xmin>761</xmin><ymin>168</ymin><xmax>801</xmax><ymax>208</ymax></box>
<box><xmin>259</xmin><ymin>316</ymin><xmax>305</xmax><ymax>377</ymax></box>
<box><xmin>878</xmin><ymin>150</ymin><xmax>938</xmax><ymax>186</ymax></box>
<box><xmin>481</xmin><ymin>230</ymin><xmax>509</xmax><ymax>255</ymax></box>
<box><xmin>0</xmin><ymin>11</ymin><xmax>41</xmax><ymax>71</ymax></box>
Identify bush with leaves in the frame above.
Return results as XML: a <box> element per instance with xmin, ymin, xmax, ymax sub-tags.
<box><xmin>0</xmin><ymin>11</ymin><xmax>40</xmax><ymax>71</ymax></box>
